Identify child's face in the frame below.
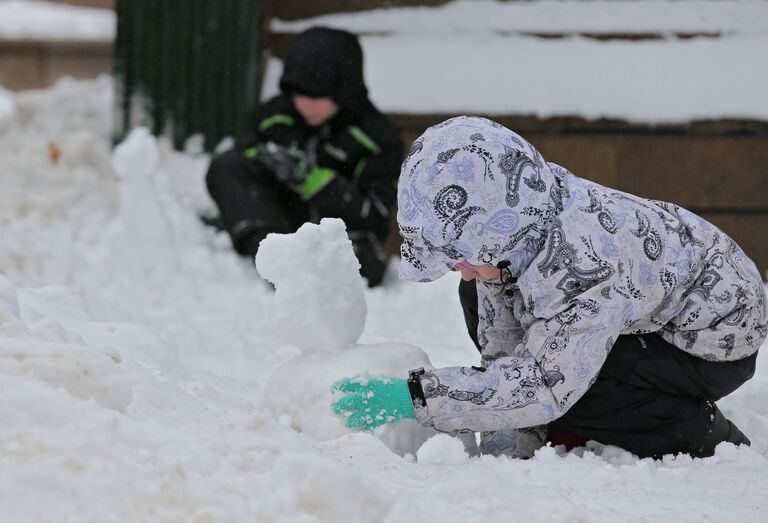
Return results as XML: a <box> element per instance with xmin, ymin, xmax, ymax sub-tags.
<box><xmin>454</xmin><ymin>262</ymin><xmax>502</xmax><ymax>282</ymax></box>
<box><xmin>292</xmin><ymin>95</ymin><xmax>339</xmax><ymax>127</ymax></box>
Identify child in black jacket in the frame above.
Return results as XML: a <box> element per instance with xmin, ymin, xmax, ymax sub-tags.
<box><xmin>206</xmin><ymin>27</ymin><xmax>403</xmax><ymax>286</ymax></box>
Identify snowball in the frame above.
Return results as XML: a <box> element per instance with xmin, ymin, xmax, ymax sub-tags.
<box><xmin>255</xmin><ymin>218</ymin><xmax>366</xmax><ymax>352</ymax></box>
<box><xmin>416</xmin><ymin>433</ymin><xmax>470</xmax><ymax>465</ymax></box>
<box><xmin>108</xmin><ymin>128</ymin><xmax>180</xmax><ymax>287</ymax></box>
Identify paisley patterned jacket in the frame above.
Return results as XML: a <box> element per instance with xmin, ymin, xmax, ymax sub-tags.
<box><xmin>398</xmin><ymin>116</ymin><xmax>767</xmax><ymax>434</ymax></box>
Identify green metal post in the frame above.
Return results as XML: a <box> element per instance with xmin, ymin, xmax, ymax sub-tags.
<box><xmin>114</xmin><ymin>0</ymin><xmax>261</xmax><ymax>152</ymax></box>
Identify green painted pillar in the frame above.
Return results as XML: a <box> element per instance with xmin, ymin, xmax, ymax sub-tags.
<box><xmin>114</xmin><ymin>0</ymin><xmax>260</xmax><ymax>151</ymax></box>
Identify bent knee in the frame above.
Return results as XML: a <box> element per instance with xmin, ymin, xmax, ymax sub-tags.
<box><xmin>206</xmin><ymin>149</ymin><xmax>241</xmax><ymax>186</ymax></box>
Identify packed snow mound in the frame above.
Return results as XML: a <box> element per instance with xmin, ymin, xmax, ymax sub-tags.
<box><xmin>265</xmin><ymin>341</ymin><xmax>436</xmax><ymax>456</ymax></box>
<box><xmin>105</xmin><ymin>127</ymin><xmax>186</xmax><ymax>301</ymax></box>
<box><xmin>1</xmin><ymin>278</ymin><xmax>134</xmax><ymax>412</ymax></box>
<box><xmin>13</xmin><ymin>76</ymin><xmax>113</xmax><ymax>138</ymax></box>
<box><xmin>417</xmin><ymin>433</ymin><xmax>470</xmax><ymax>465</ymax></box>
<box><xmin>256</xmin><ymin>218</ymin><xmax>367</xmax><ymax>352</ymax></box>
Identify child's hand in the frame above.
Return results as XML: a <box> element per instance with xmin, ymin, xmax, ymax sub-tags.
<box><xmin>331</xmin><ymin>377</ymin><xmax>415</xmax><ymax>431</ymax></box>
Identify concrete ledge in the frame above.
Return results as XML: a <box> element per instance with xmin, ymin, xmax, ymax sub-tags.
<box><xmin>0</xmin><ymin>38</ymin><xmax>112</xmax><ymax>90</ymax></box>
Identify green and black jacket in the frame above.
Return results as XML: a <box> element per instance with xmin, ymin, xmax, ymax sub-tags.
<box><xmin>241</xmin><ymin>28</ymin><xmax>403</xmax><ymax>240</ymax></box>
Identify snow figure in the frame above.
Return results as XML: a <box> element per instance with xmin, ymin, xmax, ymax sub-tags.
<box><xmin>255</xmin><ymin>218</ymin><xmax>366</xmax><ymax>352</ymax></box>
<box><xmin>110</xmin><ymin>127</ymin><xmax>180</xmax><ymax>286</ymax></box>
<box><xmin>257</xmin><ymin>219</ymin><xmax>444</xmax><ymax>456</ymax></box>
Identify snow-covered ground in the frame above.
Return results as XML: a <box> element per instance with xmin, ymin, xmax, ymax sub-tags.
<box><xmin>0</xmin><ymin>0</ymin><xmax>114</xmax><ymax>41</ymax></box>
<box><xmin>1</xmin><ymin>77</ymin><xmax>767</xmax><ymax>522</ymax></box>
<box><xmin>263</xmin><ymin>0</ymin><xmax>768</xmax><ymax>122</ymax></box>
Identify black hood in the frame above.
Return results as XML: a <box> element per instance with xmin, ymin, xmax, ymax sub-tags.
<box><xmin>279</xmin><ymin>27</ymin><xmax>368</xmax><ymax>111</ymax></box>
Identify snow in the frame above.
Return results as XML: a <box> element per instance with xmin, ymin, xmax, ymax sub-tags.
<box><xmin>1</xmin><ymin>77</ymin><xmax>768</xmax><ymax>522</ymax></box>
<box><xmin>264</xmin><ymin>0</ymin><xmax>768</xmax><ymax>122</ymax></box>
<box><xmin>417</xmin><ymin>433</ymin><xmax>470</xmax><ymax>465</ymax></box>
<box><xmin>0</xmin><ymin>86</ymin><xmax>15</xmax><ymax>129</ymax></box>
<box><xmin>272</xmin><ymin>0</ymin><xmax>768</xmax><ymax>36</ymax></box>
<box><xmin>0</xmin><ymin>0</ymin><xmax>114</xmax><ymax>41</ymax></box>
<box><xmin>256</xmin><ymin>219</ymin><xmax>437</xmax><ymax>454</ymax></box>
<box><xmin>265</xmin><ymin>341</ymin><xmax>437</xmax><ymax>455</ymax></box>
<box><xmin>255</xmin><ymin>219</ymin><xmax>367</xmax><ymax>352</ymax></box>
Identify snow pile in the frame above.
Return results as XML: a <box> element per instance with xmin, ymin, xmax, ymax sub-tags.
<box><xmin>109</xmin><ymin>127</ymin><xmax>181</xmax><ymax>293</ymax></box>
<box><xmin>0</xmin><ymin>90</ymin><xmax>396</xmax><ymax>520</ymax></box>
<box><xmin>0</xmin><ymin>77</ymin><xmax>116</xmax><ymax>288</ymax></box>
<box><xmin>256</xmin><ymin>219</ymin><xmax>366</xmax><ymax>352</ymax></box>
<box><xmin>1</xmin><ymin>282</ymin><xmax>133</xmax><ymax>412</ymax></box>
<box><xmin>264</xmin><ymin>341</ymin><xmax>436</xmax><ymax>455</ymax></box>
<box><xmin>0</xmin><ymin>274</ymin><xmax>325</xmax><ymax>521</ymax></box>
<box><xmin>0</xmin><ymin>0</ymin><xmax>115</xmax><ymax>41</ymax></box>
<box><xmin>13</xmin><ymin>75</ymin><xmax>112</xmax><ymax>136</ymax></box>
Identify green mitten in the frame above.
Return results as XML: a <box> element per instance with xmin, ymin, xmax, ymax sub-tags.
<box><xmin>332</xmin><ymin>377</ymin><xmax>415</xmax><ymax>431</ymax></box>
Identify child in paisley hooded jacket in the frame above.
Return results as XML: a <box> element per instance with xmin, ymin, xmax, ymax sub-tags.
<box><xmin>332</xmin><ymin>116</ymin><xmax>766</xmax><ymax>459</ymax></box>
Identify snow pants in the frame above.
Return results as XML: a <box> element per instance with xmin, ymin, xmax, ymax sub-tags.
<box><xmin>205</xmin><ymin>149</ymin><xmax>388</xmax><ymax>286</ymax></box>
<box><xmin>458</xmin><ymin>279</ymin><xmax>757</xmax><ymax>459</ymax></box>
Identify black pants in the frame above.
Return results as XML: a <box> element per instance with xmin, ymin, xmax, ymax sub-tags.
<box><xmin>459</xmin><ymin>279</ymin><xmax>757</xmax><ymax>459</ymax></box>
<box><xmin>206</xmin><ymin>150</ymin><xmax>388</xmax><ymax>287</ymax></box>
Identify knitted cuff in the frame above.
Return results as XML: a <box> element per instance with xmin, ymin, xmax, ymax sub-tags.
<box><xmin>391</xmin><ymin>379</ymin><xmax>416</xmax><ymax>418</ymax></box>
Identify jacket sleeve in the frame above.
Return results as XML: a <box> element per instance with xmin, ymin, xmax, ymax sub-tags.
<box><xmin>240</xmin><ymin>96</ymin><xmax>301</xmax><ymax>150</ymax></box>
<box><xmin>303</xmin><ymin>123</ymin><xmax>404</xmax><ymax>235</ymax></box>
<box><xmin>411</xmin><ymin>269</ymin><xmax>624</xmax><ymax>434</ymax></box>
<box><xmin>475</xmin><ymin>280</ymin><xmax>548</xmax><ymax>455</ymax></box>
<box><xmin>476</xmin><ymin>280</ymin><xmax>527</xmax><ymax>358</ymax></box>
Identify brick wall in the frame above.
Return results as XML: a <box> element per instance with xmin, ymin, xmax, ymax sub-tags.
<box><xmin>0</xmin><ymin>0</ymin><xmax>114</xmax><ymax>91</ymax></box>
<box><xmin>0</xmin><ymin>39</ymin><xmax>112</xmax><ymax>91</ymax></box>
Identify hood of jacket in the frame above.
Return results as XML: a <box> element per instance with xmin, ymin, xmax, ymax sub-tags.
<box><xmin>279</xmin><ymin>27</ymin><xmax>368</xmax><ymax>111</ymax></box>
<box><xmin>398</xmin><ymin>116</ymin><xmax>569</xmax><ymax>282</ymax></box>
